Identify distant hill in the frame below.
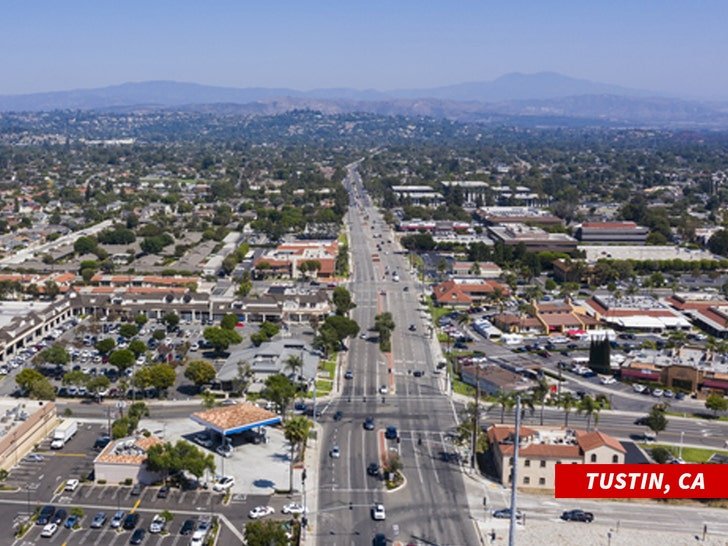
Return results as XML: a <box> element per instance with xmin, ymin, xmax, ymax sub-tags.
<box><xmin>1</xmin><ymin>73</ymin><xmax>726</xmax><ymax>128</ymax></box>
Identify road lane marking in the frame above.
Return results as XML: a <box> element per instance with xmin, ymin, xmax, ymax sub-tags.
<box><xmin>411</xmin><ymin>433</ymin><xmax>425</xmax><ymax>485</ymax></box>
<box><xmin>346</xmin><ymin>429</ymin><xmax>352</xmax><ymax>490</ymax></box>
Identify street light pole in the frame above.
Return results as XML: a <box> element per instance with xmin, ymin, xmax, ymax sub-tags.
<box><xmin>679</xmin><ymin>431</ymin><xmax>685</xmax><ymax>459</ymax></box>
<box><xmin>508</xmin><ymin>396</ymin><xmax>521</xmax><ymax>546</ymax></box>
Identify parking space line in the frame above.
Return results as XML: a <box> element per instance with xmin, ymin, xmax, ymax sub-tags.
<box><xmin>83</xmin><ymin>485</ymin><xmax>95</xmax><ymax>499</ymax></box>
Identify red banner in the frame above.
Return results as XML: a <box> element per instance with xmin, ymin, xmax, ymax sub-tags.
<box><xmin>555</xmin><ymin>464</ymin><xmax>728</xmax><ymax>499</ymax></box>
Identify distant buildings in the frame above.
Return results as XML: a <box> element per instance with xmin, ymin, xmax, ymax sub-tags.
<box><xmin>583</xmin><ymin>294</ymin><xmax>691</xmax><ymax>332</ymax></box>
<box><xmin>575</xmin><ymin>221</ymin><xmax>649</xmax><ymax>244</ymax></box>
<box><xmin>391</xmin><ymin>185</ymin><xmax>443</xmax><ymax>207</ymax></box>
<box><xmin>254</xmin><ymin>240</ymin><xmax>339</xmax><ymax>280</ymax></box>
<box><xmin>476</xmin><ymin>206</ymin><xmax>562</xmax><ymax>227</ymax></box>
<box><xmin>487</xmin><ymin>424</ymin><xmax>626</xmax><ymax>490</ymax></box>
<box><xmin>432</xmin><ymin>278</ymin><xmax>510</xmax><ymax>307</ymax></box>
<box><xmin>487</xmin><ymin>223</ymin><xmax>578</xmax><ymax>253</ymax></box>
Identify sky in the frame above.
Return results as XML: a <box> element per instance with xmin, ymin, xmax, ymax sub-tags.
<box><xmin>1</xmin><ymin>0</ymin><xmax>727</xmax><ymax>99</ymax></box>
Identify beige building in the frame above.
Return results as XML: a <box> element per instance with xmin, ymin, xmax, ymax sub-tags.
<box><xmin>487</xmin><ymin>425</ymin><xmax>626</xmax><ymax>490</ymax></box>
<box><xmin>0</xmin><ymin>400</ymin><xmax>57</xmax><ymax>471</ymax></box>
<box><xmin>94</xmin><ymin>435</ymin><xmax>164</xmax><ymax>485</ymax></box>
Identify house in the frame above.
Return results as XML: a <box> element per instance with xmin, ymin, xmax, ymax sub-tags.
<box><xmin>487</xmin><ymin>424</ymin><xmax>625</xmax><ymax>490</ymax></box>
<box><xmin>432</xmin><ymin>278</ymin><xmax>510</xmax><ymax>307</ymax></box>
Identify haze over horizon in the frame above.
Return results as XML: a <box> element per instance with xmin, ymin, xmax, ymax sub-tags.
<box><xmin>2</xmin><ymin>0</ymin><xmax>727</xmax><ymax>100</ymax></box>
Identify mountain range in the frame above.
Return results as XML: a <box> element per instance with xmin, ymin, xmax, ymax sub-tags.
<box><xmin>1</xmin><ymin>72</ymin><xmax>727</xmax><ymax>128</ymax></box>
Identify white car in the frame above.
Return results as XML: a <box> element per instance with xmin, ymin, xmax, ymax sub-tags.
<box><xmin>652</xmin><ymin>388</ymin><xmax>664</xmax><ymax>397</ymax></box>
<box><xmin>329</xmin><ymin>446</ymin><xmax>340</xmax><ymax>459</ymax></box>
<box><xmin>599</xmin><ymin>376</ymin><xmax>617</xmax><ymax>385</ymax></box>
<box><xmin>371</xmin><ymin>503</ymin><xmax>386</xmax><ymax>521</ymax></box>
<box><xmin>379</xmin><ymin>385</ymin><xmax>388</xmax><ymax>395</ymax></box>
<box><xmin>190</xmin><ymin>343</ymin><xmax>199</xmax><ymax>352</ymax></box>
<box><xmin>65</xmin><ymin>479</ymin><xmax>80</xmax><ymax>492</ymax></box>
<box><xmin>632</xmin><ymin>384</ymin><xmax>646</xmax><ymax>393</ymax></box>
<box><xmin>281</xmin><ymin>502</ymin><xmax>307</xmax><ymax>515</ymax></box>
<box><xmin>41</xmin><ymin>523</ymin><xmax>58</xmax><ymax>537</ymax></box>
<box><xmin>248</xmin><ymin>505</ymin><xmax>275</xmax><ymax>519</ymax></box>
<box><xmin>149</xmin><ymin>514</ymin><xmax>166</xmax><ymax>533</ymax></box>
<box><xmin>213</xmin><ymin>476</ymin><xmax>235</xmax><ymax>492</ymax></box>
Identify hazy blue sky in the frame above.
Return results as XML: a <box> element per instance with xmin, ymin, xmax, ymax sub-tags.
<box><xmin>2</xmin><ymin>0</ymin><xmax>727</xmax><ymax>98</ymax></box>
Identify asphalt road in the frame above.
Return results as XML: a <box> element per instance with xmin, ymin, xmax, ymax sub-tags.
<box><xmin>313</xmin><ymin>164</ymin><xmax>479</xmax><ymax>546</ymax></box>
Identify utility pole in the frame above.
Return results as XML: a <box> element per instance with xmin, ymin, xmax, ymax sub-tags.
<box><xmin>508</xmin><ymin>396</ymin><xmax>521</xmax><ymax>546</ymax></box>
<box><xmin>470</xmin><ymin>364</ymin><xmax>481</xmax><ymax>472</ymax></box>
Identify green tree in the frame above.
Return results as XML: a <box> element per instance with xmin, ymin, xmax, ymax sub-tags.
<box><xmin>531</xmin><ymin>378</ymin><xmax>550</xmax><ymax>426</ymax></box>
<box><xmin>146</xmin><ymin>363</ymin><xmax>176</xmax><ymax>391</ymax></box>
<box><xmin>244</xmin><ymin>520</ymin><xmax>289</xmax><ymax>546</ymax></box>
<box><xmin>119</xmin><ymin>323</ymin><xmax>139</xmax><ymax>339</ymax></box>
<box><xmin>16</xmin><ymin>368</ymin><xmax>44</xmax><ymax>391</ymax></box>
<box><xmin>153</xmin><ymin>329</ymin><xmax>166</xmax><ymax>341</ymax></box>
<box><xmin>73</xmin><ymin>236</ymin><xmax>98</xmax><ymax>255</ymax></box>
<box><xmin>374</xmin><ymin>312</ymin><xmax>395</xmax><ymax>352</ymax></box>
<box><xmin>262</xmin><ymin>374</ymin><xmax>297</xmax><ymax>416</ymax></box>
<box><xmin>283</xmin><ymin>416</ymin><xmax>312</xmax><ymax>492</ymax></box>
<box><xmin>95</xmin><ymin>338</ymin><xmax>116</xmax><ymax>355</ymax></box>
<box><xmin>705</xmin><ymin>394</ymin><xmax>728</xmax><ymax>417</ymax></box>
<box><xmin>332</xmin><ymin>286</ymin><xmax>355</xmax><ymax>315</ymax></box>
<box><xmin>38</xmin><ymin>344</ymin><xmax>70</xmax><ymax>366</ymax></box>
<box><xmin>108</xmin><ymin>349</ymin><xmax>135</xmax><ymax>370</ymax></box>
<box><xmin>494</xmin><ymin>391</ymin><xmax>515</xmax><ymax>424</ymax></box>
<box><xmin>128</xmin><ymin>339</ymin><xmax>147</xmax><ymax>358</ymax></box>
<box><xmin>283</xmin><ymin>355</ymin><xmax>303</xmax><ymax>379</ymax></box>
<box><xmin>203</xmin><ymin>326</ymin><xmax>242</xmax><ymax>355</ymax></box>
<box><xmin>645</xmin><ymin>404</ymin><xmax>668</xmax><ymax>437</ymax></box>
<box><xmin>220</xmin><ymin>313</ymin><xmax>238</xmax><ymax>330</ymax></box>
<box><xmin>650</xmin><ymin>446</ymin><xmax>672</xmax><ymax>464</ymax></box>
<box><xmin>236</xmin><ymin>271</ymin><xmax>252</xmax><ymax>297</ymax></box>
<box><xmin>162</xmin><ymin>312</ymin><xmax>180</xmax><ymax>331</ymax></box>
<box><xmin>62</xmin><ymin>370</ymin><xmax>88</xmax><ymax>386</ymax></box>
<box><xmin>559</xmin><ymin>392</ymin><xmax>577</xmax><ymax>427</ymax></box>
<box><xmin>185</xmin><ymin>360</ymin><xmax>217</xmax><ymax>389</ymax></box>
<box><xmin>86</xmin><ymin>375</ymin><xmax>111</xmax><ymax>397</ymax></box>
<box><xmin>134</xmin><ymin>314</ymin><xmax>148</xmax><ymax>327</ymax></box>
<box><xmin>577</xmin><ymin>395</ymin><xmax>601</xmax><ymax>431</ymax></box>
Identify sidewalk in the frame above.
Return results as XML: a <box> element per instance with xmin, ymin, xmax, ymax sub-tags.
<box><xmin>301</xmin><ymin>421</ymin><xmax>323</xmax><ymax>546</ymax></box>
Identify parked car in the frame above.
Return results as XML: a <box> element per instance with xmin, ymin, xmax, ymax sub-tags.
<box><xmin>282</xmin><ymin>502</ymin><xmax>307</xmax><ymax>515</ymax></box>
<box><xmin>131</xmin><ymin>483</ymin><xmax>143</xmax><ymax>496</ymax></box>
<box><xmin>90</xmin><ymin>512</ymin><xmax>107</xmax><ymax>529</ymax></box>
<box><xmin>213</xmin><ymin>476</ymin><xmax>235</xmax><ymax>492</ymax></box>
<box><xmin>37</xmin><ymin>505</ymin><xmax>56</xmax><ymax>525</ymax></box>
<box><xmin>149</xmin><ymin>514</ymin><xmax>166</xmax><ymax>533</ymax></box>
<box><xmin>130</xmin><ymin>528</ymin><xmax>146</xmax><ymax>544</ymax></box>
<box><xmin>180</xmin><ymin>519</ymin><xmax>196</xmax><ymax>535</ymax></box>
<box><xmin>561</xmin><ymin>509</ymin><xmax>594</xmax><ymax>523</ymax></box>
<box><xmin>41</xmin><ymin>523</ymin><xmax>58</xmax><ymax>538</ymax></box>
<box><xmin>64</xmin><ymin>515</ymin><xmax>80</xmax><ymax>529</ymax></box>
<box><xmin>216</xmin><ymin>443</ymin><xmax>233</xmax><ymax>458</ymax></box>
<box><xmin>157</xmin><ymin>486</ymin><xmax>170</xmax><ymax>499</ymax></box>
<box><xmin>123</xmin><ymin>513</ymin><xmax>139</xmax><ymax>530</ymax></box>
<box><xmin>248</xmin><ymin>506</ymin><xmax>275</xmax><ymax>519</ymax></box>
<box><xmin>111</xmin><ymin>510</ymin><xmax>125</xmax><ymax>528</ymax></box>
<box><xmin>194</xmin><ymin>433</ymin><xmax>213</xmax><ymax>448</ymax></box>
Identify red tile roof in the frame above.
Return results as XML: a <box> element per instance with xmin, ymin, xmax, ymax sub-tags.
<box><xmin>576</xmin><ymin>430</ymin><xmax>626</xmax><ymax>453</ymax></box>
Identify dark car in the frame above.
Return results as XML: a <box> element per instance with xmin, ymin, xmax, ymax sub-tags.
<box><xmin>413</xmin><ymin>370</ymin><xmax>423</xmax><ymax>377</ymax></box>
<box><xmin>123</xmin><ymin>513</ymin><xmax>140</xmax><ymax>530</ymax></box>
<box><xmin>94</xmin><ymin>435</ymin><xmax>111</xmax><ymax>450</ymax></box>
<box><xmin>131</xmin><ymin>483</ymin><xmax>143</xmax><ymax>496</ymax></box>
<box><xmin>493</xmin><ymin>508</ymin><xmax>522</xmax><ymax>520</ymax></box>
<box><xmin>561</xmin><ymin>509</ymin><xmax>594</xmax><ymax>523</ymax></box>
<box><xmin>385</xmin><ymin>426</ymin><xmax>398</xmax><ymax>440</ymax></box>
<box><xmin>373</xmin><ymin>533</ymin><xmax>387</xmax><ymax>546</ymax></box>
<box><xmin>333</xmin><ymin>410</ymin><xmax>343</xmax><ymax>421</ymax></box>
<box><xmin>367</xmin><ymin>463</ymin><xmax>380</xmax><ymax>477</ymax></box>
<box><xmin>363</xmin><ymin>417</ymin><xmax>375</xmax><ymax>431</ymax></box>
<box><xmin>130</xmin><ymin>528</ymin><xmax>146</xmax><ymax>544</ymax></box>
<box><xmin>157</xmin><ymin>486</ymin><xmax>170</xmax><ymax>499</ymax></box>
<box><xmin>52</xmin><ymin>508</ymin><xmax>68</xmax><ymax>525</ymax></box>
<box><xmin>344</xmin><ymin>370</ymin><xmax>354</xmax><ymax>380</ymax></box>
<box><xmin>634</xmin><ymin>416</ymin><xmax>650</xmax><ymax>426</ymax></box>
<box><xmin>37</xmin><ymin>505</ymin><xmax>56</xmax><ymax>525</ymax></box>
<box><xmin>408</xmin><ymin>324</ymin><xmax>416</xmax><ymax>331</ymax></box>
<box><xmin>180</xmin><ymin>519</ymin><xmax>196</xmax><ymax>536</ymax></box>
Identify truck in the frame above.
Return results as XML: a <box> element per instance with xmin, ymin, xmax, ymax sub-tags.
<box><xmin>50</xmin><ymin>419</ymin><xmax>77</xmax><ymax>449</ymax></box>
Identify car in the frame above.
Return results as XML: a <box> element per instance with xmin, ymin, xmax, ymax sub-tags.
<box><xmin>663</xmin><ymin>389</ymin><xmax>674</xmax><ymax>398</ymax></box>
<box><xmin>111</xmin><ymin>510</ymin><xmax>125</xmax><ymax>528</ymax></box>
<box><xmin>41</xmin><ymin>523</ymin><xmax>58</xmax><ymax>537</ymax></box>
<box><xmin>157</xmin><ymin>485</ymin><xmax>170</xmax><ymax>499</ymax></box>
<box><xmin>359</xmin><ymin>332</ymin><xmax>368</xmax><ymax>340</ymax></box>
<box><xmin>371</xmin><ymin>503</ymin><xmax>386</xmax><ymax>521</ymax></box>
<box><xmin>344</xmin><ymin>370</ymin><xmax>354</xmax><ymax>380</ymax></box>
<box><xmin>216</xmin><ymin>443</ymin><xmax>233</xmax><ymax>458</ymax></box>
<box><xmin>634</xmin><ymin>416</ymin><xmax>650</xmax><ymax>426</ymax></box>
<box><xmin>64</xmin><ymin>514</ymin><xmax>80</xmax><ymax>529</ymax></box>
<box><xmin>413</xmin><ymin>370</ymin><xmax>423</xmax><ymax>377</ymax></box>
<box><xmin>330</xmin><ymin>446</ymin><xmax>341</xmax><ymax>459</ymax></box>
<box><xmin>560</xmin><ymin>509</ymin><xmax>594</xmax><ymax>523</ymax></box>
<box><xmin>194</xmin><ymin>433</ymin><xmax>213</xmax><ymax>448</ymax></box>
<box><xmin>131</xmin><ymin>483</ymin><xmax>143</xmax><ymax>496</ymax></box>
<box><xmin>123</xmin><ymin>513</ymin><xmax>139</xmax><ymax>530</ymax></box>
<box><xmin>65</xmin><ymin>479</ymin><xmax>80</xmax><ymax>492</ymax></box>
<box><xmin>408</xmin><ymin>324</ymin><xmax>416</xmax><ymax>331</ymax></box>
<box><xmin>52</xmin><ymin>509</ymin><xmax>68</xmax><ymax>525</ymax></box>
<box><xmin>248</xmin><ymin>505</ymin><xmax>275</xmax><ymax>519</ymax></box>
<box><xmin>94</xmin><ymin>435</ymin><xmax>111</xmax><ymax>450</ymax></box>
<box><xmin>180</xmin><ymin>519</ymin><xmax>196</xmax><ymax>535</ymax></box>
<box><xmin>367</xmin><ymin>463</ymin><xmax>380</xmax><ymax>477</ymax></box>
<box><xmin>675</xmin><ymin>392</ymin><xmax>686</xmax><ymax>400</ymax></box>
<box><xmin>149</xmin><ymin>514</ymin><xmax>166</xmax><ymax>533</ymax></box>
<box><xmin>333</xmin><ymin>410</ymin><xmax>343</xmax><ymax>421</ymax></box>
<box><xmin>493</xmin><ymin>508</ymin><xmax>523</xmax><ymax>520</ymax></box>
<box><xmin>91</xmin><ymin>511</ymin><xmax>107</xmax><ymax>529</ymax></box>
<box><xmin>599</xmin><ymin>376</ymin><xmax>616</xmax><ymax>385</ymax></box>
<box><xmin>632</xmin><ymin>383</ymin><xmax>646</xmax><ymax>393</ymax></box>
<box><xmin>130</xmin><ymin>528</ymin><xmax>146</xmax><ymax>544</ymax></box>
<box><xmin>379</xmin><ymin>385</ymin><xmax>388</xmax><ymax>395</ymax></box>
<box><xmin>652</xmin><ymin>388</ymin><xmax>664</xmax><ymax>397</ymax></box>
<box><xmin>363</xmin><ymin>416</ymin><xmax>375</xmax><ymax>430</ymax></box>
<box><xmin>25</xmin><ymin>453</ymin><xmax>44</xmax><ymax>462</ymax></box>
<box><xmin>37</xmin><ymin>505</ymin><xmax>56</xmax><ymax>525</ymax></box>
<box><xmin>213</xmin><ymin>476</ymin><xmax>235</xmax><ymax>492</ymax></box>
<box><xmin>403</xmin><ymin>286</ymin><xmax>409</xmax><ymax>292</ymax></box>
<box><xmin>385</xmin><ymin>426</ymin><xmax>398</xmax><ymax>440</ymax></box>
<box><xmin>373</xmin><ymin>534</ymin><xmax>387</xmax><ymax>546</ymax></box>
<box><xmin>282</xmin><ymin>502</ymin><xmax>307</xmax><ymax>515</ymax></box>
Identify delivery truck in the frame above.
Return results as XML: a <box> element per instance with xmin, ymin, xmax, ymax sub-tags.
<box><xmin>50</xmin><ymin>419</ymin><xmax>77</xmax><ymax>449</ymax></box>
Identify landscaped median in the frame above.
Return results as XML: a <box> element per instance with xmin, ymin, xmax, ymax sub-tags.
<box><xmin>641</xmin><ymin>442</ymin><xmax>728</xmax><ymax>464</ymax></box>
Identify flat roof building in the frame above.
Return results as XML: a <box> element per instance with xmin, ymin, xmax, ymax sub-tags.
<box><xmin>487</xmin><ymin>223</ymin><xmax>577</xmax><ymax>253</ymax></box>
<box><xmin>575</xmin><ymin>222</ymin><xmax>649</xmax><ymax>244</ymax></box>
<box><xmin>93</xmin><ymin>434</ymin><xmax>164</xmax><ymax>485</ymax></box>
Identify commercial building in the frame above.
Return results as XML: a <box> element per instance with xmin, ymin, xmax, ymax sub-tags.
<box><xmin>487</xmin><ymin>424</ymin><xmax>625</xmax><ymax>490</ymax></box>
<box><xmin>575</xmin><ymin>221</ymin><xmax>649</xmax><ymax>244</ymax></box>
<box><xmin>93</xmin><ymin>434</ymin><xmax>164</xmax><ymax>485</ymax></box>
<box><xmin>487</xmin><ymin>223</ymin><xmax>577</xmax><ymax>253</ymax></box>
<box><xmin>460</xmin><ymin>363</ymin><xmax>533</xmax><ymax>395</ymax></box>
<box><xmin>432</xmin><ymin>278</ymin><xmax>510</xmax><ymax>307</ymax></box>
<box><xmin>583</xmin><ymin>294</ymin><xmax>691</xmax><ymax>332</ymax></box>
<box><xmin>190</xmin><ymin>403</ymin><xmax>281</xmax><ymax>441</ymax></box>
<box><xmin>666</xmin><ymin>293</ymin><xmax>728</xmax><ymax>338</ymax></box>
<box><xmin>440</xmin><ymin>180</ymin><xmax>490</xmax><ymax>204</ymax></box>
<box><xmin>476</xmin><ymin>207</ymin><xmax>562</xmax><ymax>227</ymax></box>
<box><xmin>0</xmin><ymin>400</ymin><xmax>56</xmax><ymax>472</ymax></box>
<box><xmin>450</xmin><ymin>261</ymin><xmax>502</xmax><ymax>279</ymax></box>
<box><xmin>391</xmin><ymin>185</ymin><xmax>443</xmax><ymax>207</ymax></box>
<box><xmin>580</xmin><ymin>245</ymin><xmax>716</xmax><ymax>264</ymax></box>
<box><xmin>254</xmin><ymin>240</ymin><xmax>339</xmax><ymax>280</ymax></box>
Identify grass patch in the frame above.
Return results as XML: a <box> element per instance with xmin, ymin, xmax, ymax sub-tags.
<box><xmin>665</xmin><ymin>410</ymin><xmax>728</xmax><ymax>422</ymax></box>
<box><xmin>453</xmin><ymin>379</ymin><xmax>476</xmax><ymax>397</ymax></box>
<box><xmin>320</xmin><ymin>359</ymin><xmax>336</xmax><ymax>378</ymax></box>
<box><xmin>639</xmin><ymin>443</ymin><xmax>728</xmax><ymax>463</ymax></box>
<box><xmin>314</xmin><ymin>379</ymin><xmax>333</xmax><ymax>397</ymax></box>
<box><xmin>427</xmin><ymin>299</ymin><xmax>451</xmax><ymax>324</ymax></box>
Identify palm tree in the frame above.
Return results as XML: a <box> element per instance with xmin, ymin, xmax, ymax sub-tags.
<box><xmin>531</xmin><ymin>378</ymin><xmax>550</xmax><ymax>426</ymax></box>
<box><xmin>577</xmin><ymin>395</ymin><xmax>598</xmax><ymax>431</ymax></box>
<box><xmin>284</xmin><ymin>354</ymin><xmax>304</xmax><ymax>380</ymax></box>
<box><xmin>494</xmin><ymin>391</ymin><xmax>515</xmax><ymax>424</ymax></box>
<box><xmin>283</xmin><ymin>416</ymin><xmax>312</xmax><ymax>494</ymax></box>
<box><xmin>559</xmin><ymin>392</ymin><xmax>577</xmax><ymax>427</ymax></box>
